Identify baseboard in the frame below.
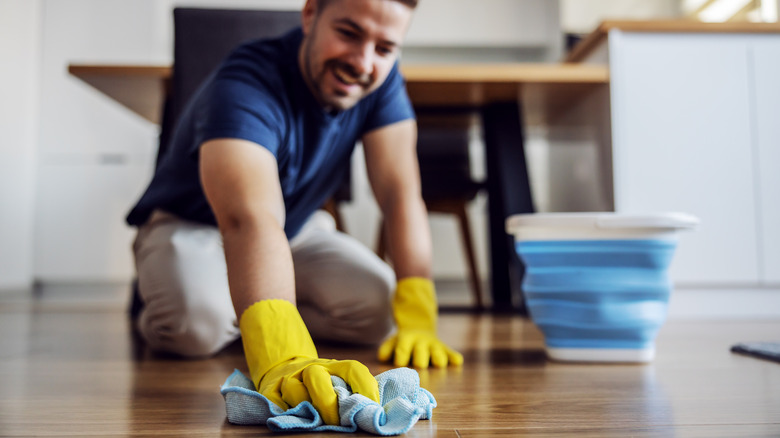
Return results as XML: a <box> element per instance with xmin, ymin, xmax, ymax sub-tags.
<box><xmin>0</xmin><ymin>282</ymin><xmax>33</xmax><ymax>293</ymax></box>
<box><xmin>668</xmin><ymin>286</ymin><xmax>780</xmax><ymax>320</ymax></box>
<box><xmin>18</xmin><ymin>280</ymin><xmax>780</xmax><ymax>320</ymax></box>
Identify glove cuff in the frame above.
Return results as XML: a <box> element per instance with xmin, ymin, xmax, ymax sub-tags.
<box><xmin>239</xmin><ymin>299</ymin><xmax>318</xmax><ymax>389</ymax></box>
<box><xmin>393</xmin><ymin>277</ymin><xmax>438</xmax><ymax>332</ymax></box>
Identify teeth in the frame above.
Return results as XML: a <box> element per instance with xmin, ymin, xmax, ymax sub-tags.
<box><xmin>333</xmin><ymin>66</ymin><xmax>358</xmax><ymax>85</ymax></box>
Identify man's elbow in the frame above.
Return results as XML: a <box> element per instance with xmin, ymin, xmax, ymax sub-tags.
<box><xmin>215</xmin><ymin>204</ymin><xmax>285</xmax><ymax>236</ymax></box>
<box><xmin>377</xmin><ymin>186</ymin><xmax>424</xmax><ymax>217</ymax></box>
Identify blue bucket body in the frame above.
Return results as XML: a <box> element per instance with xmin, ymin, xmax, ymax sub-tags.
<box><xmin>517</xmin><ymin>239</ymin><xmax>678</xmax><ymax>350</ymax></box>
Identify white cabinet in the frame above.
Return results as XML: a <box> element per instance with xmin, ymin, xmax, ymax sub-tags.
<box><xmin>545</xmin><ymin>25</ymin><xmax>780</xmax><ymax>316</ymax></box>
<box><xmin>605</xmin><ymin>31</ymin><xmax>780</xmax><ymax>286</ymax></box>
<box><xmin>752</xmin><ymin>40</ymin><xmax>780</xmax><ymax>283</ymax></box>
<box><xmin>609</xmin><ymin>32</ymin><xmax>760</xmax><ymax>284</ymax></box>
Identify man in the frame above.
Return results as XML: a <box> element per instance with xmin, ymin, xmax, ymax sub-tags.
<box><xmin>127</xmin><ymin>0</ymin><xmax>462</xmax><ymax>425</ymax></box>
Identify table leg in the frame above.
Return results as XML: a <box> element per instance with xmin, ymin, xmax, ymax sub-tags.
<box><xmin>481</xmin><ymin>102</ymin><xmax>534</xmax><ymax>312</ymax></box>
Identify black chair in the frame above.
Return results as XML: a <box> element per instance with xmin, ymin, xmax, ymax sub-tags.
<box><xmin>376</xmin><ymin>112</ymin><xmax>485</xmax><ymax>309</ymax></box>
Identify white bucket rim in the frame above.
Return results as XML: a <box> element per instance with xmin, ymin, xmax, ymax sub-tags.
<box><xmin>506</xmin><ymin>212</ymin><xmax>699</xmax><ymax>235</ymax></box>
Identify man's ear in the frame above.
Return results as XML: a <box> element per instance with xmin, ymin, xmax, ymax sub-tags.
<box><xmin>301</xmin><ymin>0</ymin><xmax>318</xmax><ymax>35</ymax></box>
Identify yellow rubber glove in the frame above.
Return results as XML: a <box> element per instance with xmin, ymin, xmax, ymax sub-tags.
<box><xmin>240</xmin><ymin>299</ymin><xmax>380</xmax><ymax>425</ymax></box>
<box><xmin>377</xmin><ymin>277</ymin><xmax>464</xmax><ymax>369</ymax></box>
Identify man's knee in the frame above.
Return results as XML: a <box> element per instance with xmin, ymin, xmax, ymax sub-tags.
<box><xmin>339</xmin><ymin>279</ymin><xmax>394</xmax><ymax>344</ymax></box>
<box><xmin>138</xmin><ymin>294</ymin><xmax>237</xmax><ymax>357</ymax></box>
<box><xmin>133</xmin><ymin>218</ymin><xmax>237</xmax><ymax>357</ymax></box>
<box><xmin>355</xmin><ymin>302</ymin><xmax>394</xmax><ymax>345</ymax></box>
<box><xmin>136</xmin><ymin>258</ymin><xmax>237</xmax><ymax>357</ymax></box>
<box><xmin>301</xmin><ymin>270</ymin><xmax>395</xmax><ymax>345</ymax></box>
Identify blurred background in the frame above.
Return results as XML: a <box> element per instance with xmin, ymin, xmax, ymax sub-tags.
<box><xmin>1</xmin><ymin>0</ymin><xmax>778</xmax><ymax>316</ymax></box>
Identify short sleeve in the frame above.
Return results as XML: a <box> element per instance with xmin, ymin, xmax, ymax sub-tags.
<box><xmin>190</xmin><ymin>76</ymin><xmax>286</xmax><ymax>157</ymax></box>
<box><xmin>362</xmin><ymin>62</ymin><xmax>416</xmax><ymax>133</ymax></box>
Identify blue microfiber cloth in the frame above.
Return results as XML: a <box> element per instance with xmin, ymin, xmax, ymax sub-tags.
<box><xmin>221</xmin><ymin>367</ymin><xmax>436</xmax><ymax>435</ymax></box>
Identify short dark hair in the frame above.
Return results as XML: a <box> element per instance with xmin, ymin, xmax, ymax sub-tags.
<box><xmin>318</xmin><ymin>0</ymin><xmax>418</xmax><ymax>11</ymax></box>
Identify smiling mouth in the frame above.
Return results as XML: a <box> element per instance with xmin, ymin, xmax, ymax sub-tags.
<box><xmin>332</xmin><ymin>64</ymin><xmax>367</xmax><ymax>87</ymax></box>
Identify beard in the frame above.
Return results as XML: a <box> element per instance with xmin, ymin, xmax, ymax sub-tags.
<box><xmin>300</xmin><ymin>35</ymin><xmax>373</xmax><ymax>112</ymax></box>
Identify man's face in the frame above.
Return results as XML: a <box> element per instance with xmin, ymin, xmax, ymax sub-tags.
<box><xmin>299</xmin><ymin>0</ymin><xmax>413</xmax><ymax>112</ymax></box>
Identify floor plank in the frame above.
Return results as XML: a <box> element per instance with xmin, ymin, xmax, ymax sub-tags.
<box><xmin>1</xmin><ymin>288</ymin><xmax>779</xmax><ymax>436</ymax></box>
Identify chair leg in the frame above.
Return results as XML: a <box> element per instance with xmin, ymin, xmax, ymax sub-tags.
<box><xmin>375</xmin><ymin>219</ymin><xmax>386</xmax><ymax>259</ymax></box>
<box><xmin>455</xmin><ymin>202</ymin><xmax>484</xmax><ymax>309</ymax></box>
<box><xmin>129</xmin><ymin>278</ymin><xmax>144</xmax><ymax>319</ymax></box>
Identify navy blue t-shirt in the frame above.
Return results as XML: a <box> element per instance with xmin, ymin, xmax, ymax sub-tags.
<box><xmin>126</xmin><ymin>28</ymin><xmax>415</xmax><ymax>238</ymax></box>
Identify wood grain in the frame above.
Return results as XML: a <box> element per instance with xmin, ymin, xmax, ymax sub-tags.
<box><xmin>566</xmin><ymin>20</ymin><xmax>780</xmax><ymax>63</ymax></box>
<box><xmin>68</xmin><ymin>63</ymin><xmax>608</xmax><ymax>126</ymax></box>
<box><xmin>68</xmin><ymin>65</ymin><xmax>171</xmax><ymax>124</ymax></box>
<box><xmin>1</xmin><ymin>296</ymin><xmax>779</xmax><ymax>436</ymax></box>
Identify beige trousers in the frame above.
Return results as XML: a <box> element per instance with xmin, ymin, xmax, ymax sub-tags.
<box><xmin>132</xmin><ymin>210</ymin><xmax>395</xmax><ymax>357</ymax></box>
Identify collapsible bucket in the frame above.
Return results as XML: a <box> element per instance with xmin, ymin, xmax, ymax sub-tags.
<box><xmin>506</xmin><ymin>212</ymin><xmax>698</xmax><ymax>362</ymax></box>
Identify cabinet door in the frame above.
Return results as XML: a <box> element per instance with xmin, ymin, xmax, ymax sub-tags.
<box><xmin>34</xmin><ymin>161</ymin><xmax>153</xmax><ymax>281</ymax></box>
<box><xmin>751</xmin><ymin>38</ymin><xmax>780</xmax><ymax>284</ymax></box>
<box><xmin>609</xmin><ymin>32</ymin><xmax>759</xmax><ymax>284</ymax></box>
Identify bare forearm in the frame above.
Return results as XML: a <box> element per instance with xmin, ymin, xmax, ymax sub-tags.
<box><xmin>383</xmin><ymin>193</ymin><xmax>432</xmax><ymax>280</ymax></box>
<box><xmin>199</xmin><ymin>139</ymin><xmax>294</xmax><ymax>318</ymax></box>
<box><xmin>219</xmin><ymin>213</ymin><xmax>295</xmax><ymax>318</ymax></box>
<box><xmin>362</xmin><ymin>120</ymin><xmax>431</xmax><ymax>280</ymax></box>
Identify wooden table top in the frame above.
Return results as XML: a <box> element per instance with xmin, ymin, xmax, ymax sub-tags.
<box><xmin>567</xmin><ymin>19</ymin><xmax>780</xmax><ymax>62</ymax></box>
<box><xmin>68</xmin><ymin>63</ymin><xmax>609</xmax><ymax>126</ymax></box>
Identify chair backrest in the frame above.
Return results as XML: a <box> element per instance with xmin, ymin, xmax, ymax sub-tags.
<box><xmin>416</xmin><ymin>112</ymin><xmax>482</xmax><ymax>201</ymax></box>
<box><xmin>157</xmin><ymin>8</ymin><xmax>301</xmax><ymax>165</ymax></box>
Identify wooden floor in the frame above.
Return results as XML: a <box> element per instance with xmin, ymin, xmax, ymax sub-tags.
<box><xmin>1</xmin><ymin>285</ymin><xmax>779</xmax><ymax>437</ymax></box>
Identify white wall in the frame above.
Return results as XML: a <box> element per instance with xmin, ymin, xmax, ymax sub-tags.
<box><xmin>0</xmin><ymin>0</ymin><xmax>41</xmax><ymax>291</ymax></box>
<box><xmin>404</xmin><ymin>0</ymin><xmax>563</xmax><ymax>63</ymax></box>
<box><xmin>34</xmin><ymin>0</ymin><xmax>161</xmax><ymax>281</ymax></box>
<box><xmin>560</xmin><ymin>0</ymin><xmax>681</xmax><ymax>34</ymax></box>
